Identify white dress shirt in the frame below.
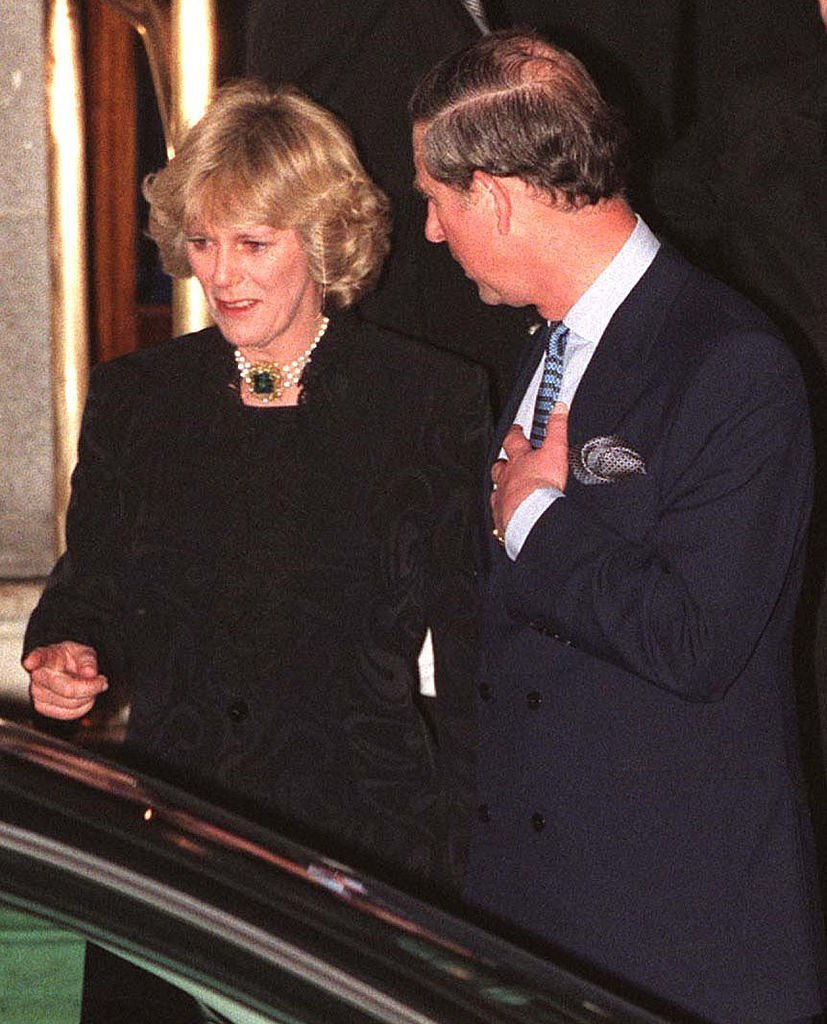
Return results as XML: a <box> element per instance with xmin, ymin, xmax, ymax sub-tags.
<box><xmin>504</xmin><ymin>216</ymin><xmax>661</xmax><ymax>558</ymax></box>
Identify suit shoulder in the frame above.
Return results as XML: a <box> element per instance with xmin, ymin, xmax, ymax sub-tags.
<box><xmin>96</xmin><ymin>328</ymin><xmax>215</xmax><ymax>372</ymax></box>
<box><xmin>330</xmin><ymin>314</ymin><xmax>492</xmax><ymax>441</ymax></box>
<box><xmin>345</xmin><ymin>314</ymin><xmax>489</xmax><ymax>392</ymax></box>
<box><xmin>92</xmin><ymin>328</ymin><xmax>219</xmax><ymax>380</ymax></box>
<box><xmin>654</xmin><ymin>246</ymin><xmax>793</xmax><ymax>348</ymax></box>
<box><xmin>647</xmin><ymin>249</ymin><xmax>807</xmax><ymax>407</ymax></box>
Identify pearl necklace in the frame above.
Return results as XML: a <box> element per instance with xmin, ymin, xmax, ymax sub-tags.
<box><xmin>233</xmin><ymin>315</ymin><xmax>330</xmax><ymax>403</ymax></box>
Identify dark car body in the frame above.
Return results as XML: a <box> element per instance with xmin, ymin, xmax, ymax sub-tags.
<box><xmin>0</xmin><ymin>717</ymin><xmax>686</xmax><ymax>1024</ymax></box>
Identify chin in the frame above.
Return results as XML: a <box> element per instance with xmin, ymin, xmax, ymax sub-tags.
<box><xmin>476</xmin><ymin>284</ymin><xmax>502</xmax><ymax>306</ymax></box>
<box><xmin>478</xmin><ymin>285</ymin><xmax>527</xmax><ymax>310</ymax></box>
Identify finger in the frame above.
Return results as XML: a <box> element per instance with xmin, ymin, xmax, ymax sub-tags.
<box><xmin>501</xmin><ymin>424</ymin><xmax>530</xmax><ymax>458</ymax></box>
<box><xmin>30</xmin><ymin>678</ymin><xmax>101</xmax><ymax>708</ymax></box>
<box><xmin>489</xmin><ymin>484</ymin><xmax>500</xmax><ymax>515</ymax></box>
<box><xmin>22</xmin><ymin>648</ymin><xmax>45</xmax><ymax>671</ymax></box>
<box><xmin>490</xmin><ymin>457</ymin><xmax>507</xmax><ymax>487</ymax></box>
<box><xmin>30</xmin><ymin>667</ymin><xmax>108</xmax><ymax>701</ymax></box>
<box><xmin>37</xmin><ymin>643</ymin><xmax>76</xmax><ymax>672</ymax></box>
<box><xmin>58</xmin><ymin>641</ymin><xmax>100</xmax><ymax>676</ymax></box>
<box><xmin>72</xmin><ymin>648</ymin><xmax>100</xmax><ymax>677</ymax></box>
<box><xmin>30</xmin><ymin>679</ymin><xmax>102</xmax><ymax>719</ymax></box>
<box><xmin>31</xmin><ymin>691</ymin><xmax>97</xmax><ymax>720</ymax></box>
<box><xmin>539</xmin><ymin>402</ymin><xmax>569</xmax><ymax>450</ymax></box>
<box><xmin>489</xmin><ymin>490</ymin><xmax>505</xmax><ymax>537</ymax></box>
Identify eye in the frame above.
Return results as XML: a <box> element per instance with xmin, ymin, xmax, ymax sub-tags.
<box><xmin>242</xmin><ymin>239</ymin><xmax>270</xmax><ymax>254</ymax></box>
<box><xmin>186</xmin><ymin>236</ymin><xmax>209</xmax><ymax>251</ymax></box>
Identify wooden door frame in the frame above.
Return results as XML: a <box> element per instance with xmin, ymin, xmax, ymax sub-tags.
<box><xmin>85</xmin><ymin>0</ymin><xmax>141</xmax><ymax>363</ymax></box>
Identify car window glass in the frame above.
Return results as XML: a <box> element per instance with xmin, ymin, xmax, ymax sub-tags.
<box><xmin>0</xmin><ymin>904</ymin><xmax>292</xmax><ymax>1024</ymax></box>
<box><xmin>103</xmin><ymin>945</ymin><xmax>292</xmax><ymax>1024</ymax></box>
<box><xmin>0</xmin><ymin>906</ymin><xmax>84</xmax><ymax>1024</ymax></box>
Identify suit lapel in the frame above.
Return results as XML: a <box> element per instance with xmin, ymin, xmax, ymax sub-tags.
<box><xmin>569</xmin><ymin>245</ymin><xmax>691</xmax><ymax>442</ymax></box>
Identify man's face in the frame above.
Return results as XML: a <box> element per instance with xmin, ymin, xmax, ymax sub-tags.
<box><xmin>412</xmin><ymin>124</ymin><xmax>509</xmax><ymax>306</ymax></box>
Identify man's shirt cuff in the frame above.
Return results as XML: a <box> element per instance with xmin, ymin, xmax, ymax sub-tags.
<box><xmin>504</xmin><ymin>487</ymin><xmax>564</xmax><ymax>559</ymax></box>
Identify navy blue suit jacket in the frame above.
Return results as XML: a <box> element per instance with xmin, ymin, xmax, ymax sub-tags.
<box><xmin>466</xmin><ymin>244</ymin><xmax>827</xmax><ymax>1022</ymax></box>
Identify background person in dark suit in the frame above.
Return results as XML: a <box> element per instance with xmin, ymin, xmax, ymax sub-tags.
<box><xmin>411</xmin><ymin>30</ymin><xmax>827</xmax><ymax>1023</ymax></box>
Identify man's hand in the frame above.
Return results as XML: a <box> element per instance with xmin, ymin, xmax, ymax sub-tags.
<box><xmin>490</xmin><ymin>402</ymin><xmax>569</xmax><ymax>537</ymax></box>
<box><xmin>23</xmin><ymin>641</ymin><xmax>108</xmax><ymax>720</ymax></box>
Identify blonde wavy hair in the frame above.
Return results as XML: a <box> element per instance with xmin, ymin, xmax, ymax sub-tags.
<box><xmin>143</xmin><ymin>80</ymin><xmax>391</xmax><ymax>309</ymax></box>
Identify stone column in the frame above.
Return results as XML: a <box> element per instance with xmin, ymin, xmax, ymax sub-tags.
<box><xmin>0</xmin><ymin>0</ymin><xmax>54</xmax><ymax>709</ymax></box>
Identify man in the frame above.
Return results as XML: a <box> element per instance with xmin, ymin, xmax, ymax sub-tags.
<box><xmin>411</xmin><ymin>30</ymin><xmax>826</xmax><ymax>1024</ymax></box>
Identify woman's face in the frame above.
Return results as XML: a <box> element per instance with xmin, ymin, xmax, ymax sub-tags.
<box><xmin>185</xmin><ymin>220</ymin><xmax>321</xmax><ymax>356</ymax></box>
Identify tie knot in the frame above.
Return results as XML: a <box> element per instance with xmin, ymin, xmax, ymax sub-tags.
<box><xmin>547</xmin><ymin>321</ymin><xmax>569</xmax><ymax>353</ymax></box>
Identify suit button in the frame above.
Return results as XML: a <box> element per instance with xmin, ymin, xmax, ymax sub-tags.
<box><xmin>478</xmin><ymin>803</ymin><xmax>490</xmax><ymax>823</ymax></box>
<box><xmin>531</xmin><ymin>812</ymin><xmax>546</xmax><ymax>832</ymax></box>
<box><xmin>479</xmin><ymin>682</ymin><xmax>493</xmax><ymax>701</ymax></box>
<box><xmin>227</xmin><ymin>700</ymin><xmax>249</xmax><ymax>723</ymax></box>
<box><xmin>526</xmin><ymin>691</ymin><xmax>542</xmax><ymax>709</ymax></box>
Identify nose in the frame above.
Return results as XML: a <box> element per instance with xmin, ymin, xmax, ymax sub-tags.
<box><xmin>424</xmin><ymin>201</ymin><xmax>445</xmax><ymax>244</ymax></box>
<box><xmin>212</xmin><ymin>244</ymin><xmax>241</xmax><ymax>287</ymax></box>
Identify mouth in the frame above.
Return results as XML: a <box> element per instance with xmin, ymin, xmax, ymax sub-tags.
<box><xmin>215</xmin><ymin>298</ymin><xmax>257</xmax><ymax>314</ymax></box>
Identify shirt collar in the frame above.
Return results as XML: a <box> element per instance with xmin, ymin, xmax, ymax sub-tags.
<box><xmin>563</xmin><ymin>215</ymin><xmax>660</xmax><ymax>345</ymax></box>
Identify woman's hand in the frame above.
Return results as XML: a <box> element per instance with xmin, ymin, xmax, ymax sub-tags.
<box><xmin>23</xmin><ymin>641</ymin><xmax>108</xmax><ymax>720</ymax></box>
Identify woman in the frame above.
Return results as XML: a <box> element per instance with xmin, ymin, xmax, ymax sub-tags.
<box><xmin>23</xmin><ymin>81</ymin><xmax>489</xmax><ymax>890</ymax></box>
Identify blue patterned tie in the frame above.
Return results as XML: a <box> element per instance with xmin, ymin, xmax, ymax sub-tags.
<box><xmin>529</xmin><ymin>321</ymin><xmax>569</xmax><ymax>448</ymax></box>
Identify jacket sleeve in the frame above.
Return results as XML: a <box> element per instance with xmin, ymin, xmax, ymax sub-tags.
<box><xmin>504</xmin><ymin>326</ymin><xmax>813</xmax><ymax>703</ymax></box>
<box><xmin>23</xmin><ymin>359</ymin><xmax>141</xmax><ymax>686</ymax></box>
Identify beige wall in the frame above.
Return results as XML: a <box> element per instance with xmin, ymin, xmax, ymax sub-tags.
<box><xmin>0</xmin><ymin>0</ymin><xmax>53</xmax><ymax>706</ymax></box>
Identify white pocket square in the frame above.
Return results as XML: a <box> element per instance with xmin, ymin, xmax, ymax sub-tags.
<box><xmin>570</xmin><ymin>436</ymin><xmax>646</xmax><ymax>485</ymax></box>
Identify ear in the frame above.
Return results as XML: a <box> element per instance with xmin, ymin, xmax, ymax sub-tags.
<box><xmin>472</xmin><ymin>171</ymin><xmax>513</xmax><ymax>235</ymax></box>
